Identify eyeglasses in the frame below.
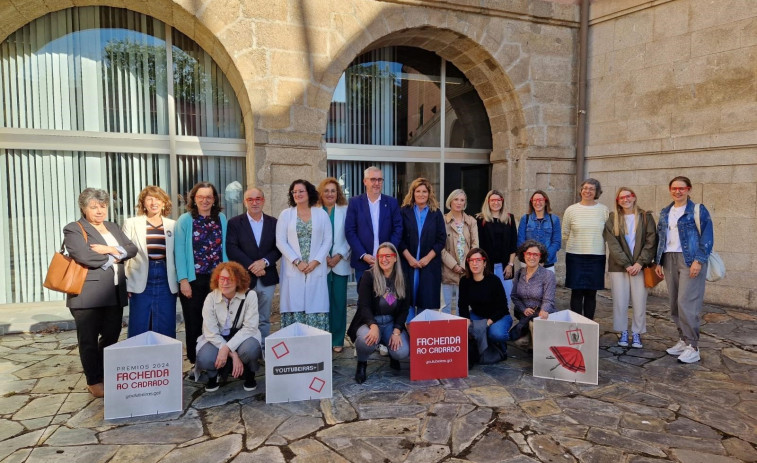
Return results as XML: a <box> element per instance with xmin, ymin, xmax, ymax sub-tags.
<box><xmin>218</xmin><ymin>276</ymin><xmax>233</xmax><ymax>284</ymax></box>
<box><xmin>367</xmin><ymin>178</ymin><xmax>384</xmax><ymax>183</ymax></box>
<box><xmin>524</xmin><ymin>251</ymin><xmax>541</xmax><ymax>258</ymax></box>
<box><xmin>581</xmin><ymin>186</ymin><xmax>596</xmax><ymax>192</ymax></box>
<box><xmin>245</xmin><ymin>197</ymin><xmax>264</xmax><ymax>203</ymax></box>
<box><xmin>195</xmin><ymin>195</ymin><xmax>214</xmax><ymax>201</ymax></box>
<box><xmin>488</xmin><ymin>198</ymin><xmax>503</xmax><ymax>203</ymax></box>
<box><xmin>467</xmin><ymin>257</ymin><xmax>486</xmax><ymax>264</ymax></box>
<box><xmin>376</xmin><ymin>253</ymin><xmax>396</xmax><ymax>261</ymax></box>
<box><xmin>670</xmin><ymin>187</ymin><xmax>690</xmax><ymax>193</ymax></box>
<box><xmin>531</xmin><ymin>198</ymin><xmax>546</xmax><ymax>203</ymax></box>
<box><xmin>617</xmin><ymin>194</ymin><xmax>635</xmax><ymax>201</ymax></box>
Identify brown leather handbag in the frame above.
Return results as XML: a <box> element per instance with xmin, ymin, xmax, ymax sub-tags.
<box><xmin>643</xmin><ymin>266</ymin><xmax>663</xmax><ymax>288</ymax></box>
<box><xmin>43</xmin><ymin>222</ymin><xmax>88</xmax><ymax>295</ymax></box>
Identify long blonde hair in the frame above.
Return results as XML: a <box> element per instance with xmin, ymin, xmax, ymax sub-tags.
<box><xmin>401</xmin><ymin>177</ymin><xmax>439</xmax><ymax>211</ymax></box>
<box><xmin>476</xmin><ymin>189</ymin><xmax>511</xmax><ymax>224</ymax></box>
<box><xmin>371</xmin><ymin>242</ymin><xmax>405</xmax><ymax>299</ymax></box>
<box><xmin>612</xmin><ymin>186</ymin><xmax>644</xmax><ymax>236</ymax></box>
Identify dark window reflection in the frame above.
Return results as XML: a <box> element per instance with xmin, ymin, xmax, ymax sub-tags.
<box><xmin>445</xmin><ymin>63</ymin><xmax>492</xmax><ymax>149</ymax></box>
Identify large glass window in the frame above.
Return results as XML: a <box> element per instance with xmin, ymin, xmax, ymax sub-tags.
<box><xmin>0</xmin><ymin>7</ymin><xmax>246</xmax><ymax>303</ymax></box>
<box><xmin>326</xmin><ymin>46</ymin><xmax>492</xmax><ymax>207</ymax></box>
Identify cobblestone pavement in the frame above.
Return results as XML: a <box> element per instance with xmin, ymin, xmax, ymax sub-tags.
<box><xmin>1</xmin><ymin>288</ymin><xmax>756</xmax><ymax>463</ymax></box>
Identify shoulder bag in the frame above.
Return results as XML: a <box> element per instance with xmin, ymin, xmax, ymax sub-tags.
<box><xmin>693</xmin><ymin>204</ymin><xmax>725</xmax><ymax>282</ymax></box>
<box><xmin>641</xmin><ymin>213</ymin><xmax>663</xmax><ymax>288</ymax></box>
<box><xmin>43</xmin><ymin>222</ymin><xmax>89</xmax><ymax>295</ymax></box>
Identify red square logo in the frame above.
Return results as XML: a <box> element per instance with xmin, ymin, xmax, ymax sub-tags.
<box><xmin>565</xmin><ymin>329</ymin><xmax>584</xmax><ymax>345</ymax></box>
<box><xmin>272</xmin><ymin>341</ymin><xmax>290</xmax><ymax>359</ymax></box>
<box><xmin>309</xmin><ymin>377</ymin><xmax>326</xmax><ymax>393</ymax></box>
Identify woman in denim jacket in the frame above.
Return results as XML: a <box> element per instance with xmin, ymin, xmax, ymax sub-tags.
<box><xmin>517</xmin><ymin>190</ymin><xmax>561</xmax><ymax>272</ymax></box>
<box><xmin>654</xmin><ymin>176</ymin><xmax>713</xmax><ymax>364</ymax></box>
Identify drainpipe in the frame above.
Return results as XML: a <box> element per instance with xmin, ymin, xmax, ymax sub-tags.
<box><xmin>576</xmin><ymin>0</ymin><xmax>589</xmax><ymax>195</ymax></box>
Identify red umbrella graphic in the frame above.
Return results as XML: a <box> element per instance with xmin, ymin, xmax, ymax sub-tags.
<box><xmin>547</xmin><ymin>346</ymin><xmax>586</xmax><ymax>374</ymax></box>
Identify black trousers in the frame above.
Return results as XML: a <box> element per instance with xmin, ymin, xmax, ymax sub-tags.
<box><xmin>179</xmin><ymin>274</ymin><xmax>211</xmax><ymax>364</ymax></box>
<box><xmin>570</xmin><ymin>289</ymin><xmax>597</xmax><ymax>320</ymax></box>
<box><xmin>70</xmin><ymin>305</ymin><xmax>124</xmax><ymax>385</ymax></box>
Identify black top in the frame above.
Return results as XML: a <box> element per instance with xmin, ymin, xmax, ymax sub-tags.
<box><xmin>477</xmin><ymin>215</ymin><xmax>517</xmax><ymax>265</ymax></box>
<box><xmin>347</xmin><ymin>272</ymin><xmax>409</xmax><ymax>342</ymax></box>
<box><xmin>458</xmin><ymin>273</ymin><xmax>508</xmax><ymax>322</ymax></box>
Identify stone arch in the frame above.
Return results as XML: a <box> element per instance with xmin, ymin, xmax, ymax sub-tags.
<box><xmin>0</xmin><ymin>0</ymin><xmax>254</xmax><ymax>177</ymax></box>
<box><xmin>315</xmin><ymin>19</ymin><xmax>530</xmax><ymax>199</ymax></box>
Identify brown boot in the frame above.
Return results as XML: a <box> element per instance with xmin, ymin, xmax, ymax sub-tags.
<box><xmin>87</xmin><ymin>382</ymin><xmax>104</xmax><ymax>398</ymax></box>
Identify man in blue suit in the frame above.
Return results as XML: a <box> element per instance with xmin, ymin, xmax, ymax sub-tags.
<box><xmin>226</xmin><ymin>187</ymin><xmax>282</xmax><ymax>345</ymax></box>
<box><xmin>345</xmin><ymin>166</ymin><xmax>403</xmax><ymax>284</ymax></box>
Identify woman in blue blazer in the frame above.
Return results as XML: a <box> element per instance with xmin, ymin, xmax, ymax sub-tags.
<box><xmin>398</xmin><ymin>178</ymin><xmax>446</xmax><ymax>320</ymax></box>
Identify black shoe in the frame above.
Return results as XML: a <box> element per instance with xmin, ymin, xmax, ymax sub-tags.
<box><xmin>205</xmin><ymin>375</ymin><xmax>219</xmax><ymax>392</ymax></box>
<box><xmin>389</xmin><ymin>358</ymin><xmax>401</xmax><ymax>370</ymax></box>
<box><xmin>243</xmin><ymin>368</ymin><xmax>257</xmax><ymax>391</ymax></box>
<box><xmin>355</xmin><ymin>361</ymin><xmax>367</xmax><ymax>384</ymax></box>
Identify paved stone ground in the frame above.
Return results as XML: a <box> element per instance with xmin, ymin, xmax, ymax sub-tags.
<box><xmin>1</xmin><ymin>287</ymin><xmax>756</xmax><ymax>462</ymax></box>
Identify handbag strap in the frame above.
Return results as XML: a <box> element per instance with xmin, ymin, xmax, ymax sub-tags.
<box><xmin>229</xmin><ymin>289</ymin><xmax>250</xmax><ymax>330</ymax></box>
<box><xmin>61</xmin><ymin>221</ymin><xmax>88</xmax><ymax>253</ymax></box>
<box><xmin>693</xmin><ymin>203</ymin><xmax>701</xmax><ymax>236</ymax></box>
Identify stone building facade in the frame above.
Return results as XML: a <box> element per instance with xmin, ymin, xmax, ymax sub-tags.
<box><xmin>586</xmin><ymin>0</ymin><xmax>757</xmax><ymax>309</ymax></box>
<box><xmin>0</xmin><ymin>0</ymin><xmax>754</xmax><ymax>309</ymax></box>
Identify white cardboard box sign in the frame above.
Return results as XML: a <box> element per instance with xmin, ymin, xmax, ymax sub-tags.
<box><xmin>265</xmin><ymin>322</ymin><xmax>332</xmax><ymax>404</ymax></box>
<box><xmin>103</xmin><ymin>331</ymin><xmax>183</xmax><ymax>420</ymax></box>
<box><xmin>532</xmin><ymin>310</ymin><xmax>599</xmax><ymax>385</ymax></box>
<box><xmin>408</xmin><ymin>310</ymin><xmax>468</xmax><ymax>381</ymax></box>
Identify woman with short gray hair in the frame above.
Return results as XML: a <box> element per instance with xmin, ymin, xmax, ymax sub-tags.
<box><xmin>562</xmin><ymin>178</ymin><xmax>609</xmax><ymax>320</ymax></box>
<box><xmin>63</xmin><ymin>188</ymin><xmax>137</xmax><ymax>398</ymax></box>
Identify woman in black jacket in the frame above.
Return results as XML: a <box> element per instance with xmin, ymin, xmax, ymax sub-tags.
<box><xmin>476</xmin><ymin>189</ymin><xmax>517</xmax><ymax>306</ymax></box>
<box><xmin>347</xmin><ymin>242</ymin><xmax>410</xmax><ymax>384</ymax></box>
<box><xmin>63</xmin><ymin>188</ymin><xmax>137</xmax><ymax>398</ymax></box>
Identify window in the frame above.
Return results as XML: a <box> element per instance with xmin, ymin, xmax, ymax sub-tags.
<box><xmin>0</xmin><ymin>7</ymin><xmax>246</xmax><ymax>303</ymax></box>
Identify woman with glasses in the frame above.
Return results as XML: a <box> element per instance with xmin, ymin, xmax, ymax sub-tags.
<box><xmin>562</xmin><ymin>178</ymin><xmax>609</xmax><ymax>320</ymax></box>
<box><xmin>441</xmin><ymin>189</ymin><xmax>479</xmax><ymax>315</ymax></box>
<box><xmin>175</xmin><ymin>182</ymin><xmax>228</xmax><ymax>367</ymax></box>
<box><xmin>476</xmin><ymin>190</ymin><xmax>518</xmax><ymax>304</ymax></box>
<box><xmin>348</xmin><ymin>242</ymin><xmax>410</xmax><ymax>384</ymax></box>
<box><xmin>510</xmin><ymin>240</ymin><xmax>557</xmax><ymax>349</ymax></box>
<box><xmin>653</xmin><ymin>176</ymin><xmax>713</xmax><ymax>364</ymax></box>
<box><xmin>196</xmin><ymin>262</ymin><xmax>261</xmax><ymax>393</ymax></box>
<box><xmin>604</xmin><ymin>187</ymin><xmax>657</xmax><ymax>349</ymax></box>
<box><xmin>399</xmin><ymin>178</ymin><xmax>446</xmax><ymax>320</ymax></box>
<box><xmin>517</xmin><ymin>190</ymin><xmax>561</xmax><ymax>272</ymax></box>
<box><xmin>276</xmin><ymin>180</ymin><xmax>332</xmax><ymax>330</ymax></box>
<box><xmin>458</xmin><ymin>248</ymin><xmax>512</xmax><ymax>356</ymax></box>
<box><xmin>317</xmin><ymin>178</ymin><xmax>351</xmax><ymax>352</ymax></box>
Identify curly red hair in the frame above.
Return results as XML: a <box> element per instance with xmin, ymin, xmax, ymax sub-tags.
<box><xmin>209</xmin><ymin>262</ymin><xmax>251</xmax><ymax>293</ymax></box>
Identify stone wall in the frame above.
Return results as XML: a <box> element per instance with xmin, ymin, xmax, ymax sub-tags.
<box><xmin>586</xmin><ymin>0</ymin><xmax>757</xmax><ymax>309</ymax></box>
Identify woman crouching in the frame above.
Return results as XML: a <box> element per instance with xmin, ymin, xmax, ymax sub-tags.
<box><xmin>348</xmin><ymin>242</ymin><xmax>410</xmax><ymax>384</ymax></box>
<box><xmin>196</xmin><ymin>262</ymin><xmax>262</xmax><ymax>392</ymax></box>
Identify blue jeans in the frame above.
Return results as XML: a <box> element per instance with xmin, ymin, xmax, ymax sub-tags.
<box><xmin>355</xmin><ymin>314</ymin><xmax>410</xmax><ymax>362</ymax></box>
<box><xmin>128</xmin><ymin>260</ymin><xmax>177</xmax><ymax>338</ymax></box>
<box><xmin>493</xmin><ymin>263</ymin><xmax>513</xmax><ymax>311</ymax></box>
<box><xmin>470</xmin><ymin>311</ymin><xmax>512</xmax><ymax>351</ymax></box>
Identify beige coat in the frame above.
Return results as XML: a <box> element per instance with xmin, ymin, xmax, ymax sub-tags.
<box><xmin>441</xmin><ymin>212</ymin><xmax>479</xmax><ymax>285</ymax></box>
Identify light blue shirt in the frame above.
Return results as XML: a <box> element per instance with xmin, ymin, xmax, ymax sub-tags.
<box><xmin>247</xmin><ymin>212</ymin><xmax>263</xmax><ymax>247</ymax></box>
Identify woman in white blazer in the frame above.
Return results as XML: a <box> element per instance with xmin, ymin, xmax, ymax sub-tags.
<box><xmin>276</xmin><ymin>180</ymin><xmax>332</xmax><ymax>330</ymax></box>
<box><xmin>318</xmin><ymin>178</ymin><xmax>352</xmax><ymax>352</ymax></box>
<box><xmin>122</xmin><ymin>186</ymin><xmax>178</xmax><ymax>338</ymax></box>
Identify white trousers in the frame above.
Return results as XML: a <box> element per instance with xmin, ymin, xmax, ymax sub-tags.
<box><xmin>609</xmin><ymin>271</ymin><xmax>648</xmax><ymax>334</ymax></box>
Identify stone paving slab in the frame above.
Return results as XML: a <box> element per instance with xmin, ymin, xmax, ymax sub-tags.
<box><xmin>0</xmin><ymin>288</ymin><xmax>756</xmax><ymax>461</ymax></box>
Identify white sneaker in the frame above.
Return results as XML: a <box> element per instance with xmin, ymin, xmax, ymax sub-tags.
<box><xmin>378</xmin><ymin>344</ymin><xmax>389</xmax><ymax>356</ymax></box>
<box><xmin>677</xmin><ymin>345</ymin><xmax>700</xmax><ymax>364</ymax></box>
<box><xmin>666</xmin><ymin>340</ymin><xmax>687</xmax><ymax>356</ymax></box>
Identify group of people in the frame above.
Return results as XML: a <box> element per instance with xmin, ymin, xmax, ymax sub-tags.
<box><xmin>60</xmin><ymin>169</ymin><xmax>713</xmax><ymax>397</ymax></box>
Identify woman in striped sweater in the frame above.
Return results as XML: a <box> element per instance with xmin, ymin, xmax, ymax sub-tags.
<box><xmin>562</xmin><ymin>178</ymin><xmax>609</xmax><ymax>320</ymax></box>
